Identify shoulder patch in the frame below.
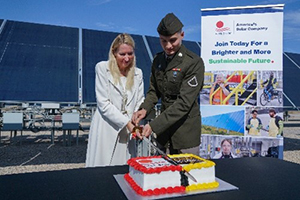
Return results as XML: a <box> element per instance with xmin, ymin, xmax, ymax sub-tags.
<box><xmin>187</xmin><ymin>76</ymin><xmax>198</xmax><ymax>87</ymax></box>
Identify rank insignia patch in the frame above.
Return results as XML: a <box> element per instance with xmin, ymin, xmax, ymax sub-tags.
<box><xmin>187</xmin><ymin>76</ymin><xmax>198</xmax><ymax>87</ymax></box>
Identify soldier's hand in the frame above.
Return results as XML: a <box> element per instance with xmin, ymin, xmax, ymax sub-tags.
<box><xmin>142</xmin><ymin>124</ymin><xmax>152</xmax><ymax>138</ymax></box>
<box><xmin>132</xmin><ymin>109</ymin><xmax>147</xmax><ymax>126</ymax></box>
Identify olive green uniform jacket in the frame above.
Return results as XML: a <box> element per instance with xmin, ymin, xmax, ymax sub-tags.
<box><xmin>140</xmin><ymin>45</ymin><xmax>204</xmax><ymax>150</ymax></box>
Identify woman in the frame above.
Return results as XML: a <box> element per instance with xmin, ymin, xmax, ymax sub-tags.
<box><xmin>209</xmin><ymin>73</ymin><xmax>230</xmax><ymax>105</ymax></box>
<box><xmin>86</xmin><ymin>33</ymin><xmax>144</xmax><ymax>167</ymax></box>
<box><xmin>213</xmin><ymin>139</ymin><xmax>237</xmax><ymax>159</ymax></box>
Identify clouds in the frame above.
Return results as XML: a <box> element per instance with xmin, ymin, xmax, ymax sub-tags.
<box><xmin>95</xmin><ymin>22</ymin><xmax>137</xmax><ymax>33</ymax></box>
<box><xmin>284</xmin><ymin>9</ymin><xmax>300</xmax><ymax>25</ymax></box>
<box><xmin>95</xmin><ymin>22</ymin><xmax>114</xmax><ymax>29</ymax></box>
<box><xmin>284</xmin><ymin>9</ymin><xmax>300</xmax><ymax>40</ymax></box>
<box><xmin>259</xmin><ymin>0</ymin><xmax>300</xmax><ymax>40</ymax></box>
<box><xmin>184</xmin><ymin>24</ymin><xmax>200</xmax><ymax>35</ymax></box>
<box><xmin>182</xmin><ymin>24</ymin><xmax>201</xmax><ymax>41</ymax></box>
<box><xmin>259</xmin><ymin>0</ymin><xmax>298</xmax><ymax>5</ymax></box>
<box><xmin>87</xmin><ymin>0</ymin><xmax>112</xmax><ymax>6</ymax></box>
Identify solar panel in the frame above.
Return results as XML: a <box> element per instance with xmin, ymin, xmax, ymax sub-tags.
<box><xmin>145</xmin><ymin>36</ymin><xmax>162</xmax><ymax>56</ymax></box>
<box><xmin>81</xmin><ymin>30</ymin><xmax>152</xmax><ymax>103</ymax></box>
<box><xmin>182</xmin><ymin>40</ymin><xmax>200</xmax><ymax>55</ymax></box>
<box><xmin>283</xmin><ymin>96</ymin><xmax>293</xmax><ymax>108</ymax></box>
<box><xmin>81</xmin><ymin>29</ymin><xmax>118</xmax><ymax>104</ymax></box>
<box><xmin>131</xmin><ymin>34</ymin><xmax>152</xmax><ymax>94</ymax></box>
<box><xmin>283</xmin><ymin>53</ymin><xmax>300</xmax><ymax>108</ymax></box>
<box><xmin>285</xmin><ymin>52</ymin><xmax>300</xmax><ymax>68</ymax></box>
<box><xmin>0</xmin><ymin>20</ymin><xmax>79</xmax><ymax>102</ymax></box>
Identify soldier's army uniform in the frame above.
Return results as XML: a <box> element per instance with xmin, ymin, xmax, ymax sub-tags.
<box><xmin>139</xmin><ymin>13</ymin><xmax>204</xmax><ymax>151</ymax></box>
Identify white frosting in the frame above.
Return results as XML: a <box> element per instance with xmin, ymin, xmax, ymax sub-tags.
<box><xmin>129</xmin><ymin>166</ymin><xmax>181</xmax><ymax>190</ymax></box>
<box><xmin>188</xmin><ymin>166</ymin><xmax>215</xmax><ymax>185</ymax></box>
<box><xmin>128</xmin><ymin>157</ymin><xmax>216</xmax><ymax>191</ymax></box>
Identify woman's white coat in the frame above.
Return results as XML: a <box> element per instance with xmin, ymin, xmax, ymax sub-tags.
<box><xmin>86</xmin><ymin>61</ymin><xmax>144</xmax><ymax>167</ymax></box>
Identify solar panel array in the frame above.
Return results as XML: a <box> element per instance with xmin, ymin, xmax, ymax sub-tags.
<box><xmin>0</xmin><ymin>19</ymin><xmax>299</xmax><ymax>109</ymax></box>
<box><xmin>0</xmin><ymin>19</ymin><xmax>201</xmax><ymax>104</ymax></box>
<box><xmin>202</xmin><ymin>110</ymin><xmax>245</xmax><ymax>133</ymax></box>
<box><xmin>283</xmin><ymin>53</ymin><xmax>300</xmax><ymax>108</ymax></box>
<box><xmin>82</xmin><ymin>29</ymin><xmax>119</xmax><ymax>104</ymax></box>
<box><xmin>82</xmin><ymin>30</ymin><xmax>153</xmax><ymax>103</ymax></box>
<box><xmin>0</xmin><ymin>20</ymin><xmax>79</xmax><ymax>103</ymax></box>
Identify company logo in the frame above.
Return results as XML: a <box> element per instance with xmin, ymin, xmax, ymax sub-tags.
<box><xmin>216</xmin><ymin>21</ymin><xmax>224</xmax><ymax>28</ymax></box>
<box><xmin>215</xmin><ymin>21</ymin><xmax>231</xmax><ymax>35</ymax></box>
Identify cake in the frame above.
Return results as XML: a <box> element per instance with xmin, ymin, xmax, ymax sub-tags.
<box><xmin>124</xmin><ymin>154</ymin><xmax>219</xmax><ymax>196</ymax></box>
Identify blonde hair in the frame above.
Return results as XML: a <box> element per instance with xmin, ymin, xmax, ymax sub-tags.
<box><xmin>108</xmin><ymin>33</ymin><xmax>136</xmax><ymax>90</ymax></box>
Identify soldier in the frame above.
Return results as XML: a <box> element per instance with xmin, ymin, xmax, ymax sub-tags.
<box><xmin>132</xmin><ymin>13</ymin><xmax>204</xmax><ymax>155</ymax></box>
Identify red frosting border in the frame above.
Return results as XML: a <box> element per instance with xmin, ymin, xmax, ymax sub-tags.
<box><xmin>127</xmin><ymin>156</ymin><xmax>182</xmax><ymax>174</ymax></box>
<box><xmin>124</xmin><ymin>173</ymin><xmax>185</xmax><ymax>196</ymax></box>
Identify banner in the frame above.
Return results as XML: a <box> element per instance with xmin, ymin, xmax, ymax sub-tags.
<box><xmin>201</xmin><ymin>4</ymin><xmax>283</xmax><ymax>71</ymax></box>
<box><xmin>200</xmin><ymin>4</ymin><xmax>284</xmax><ymax>160</ymax></box>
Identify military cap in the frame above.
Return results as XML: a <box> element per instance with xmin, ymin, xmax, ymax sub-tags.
<box><xmin>157</xmin><ymin>13</ymin><xmax>183</xmax><ymax>36</ymax></box>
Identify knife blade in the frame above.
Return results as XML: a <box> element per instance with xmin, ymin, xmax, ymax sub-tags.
<box><xmin>142</xmin><ymin>136</ymin><xmax>197</xmax><ymax>183</ymax></box>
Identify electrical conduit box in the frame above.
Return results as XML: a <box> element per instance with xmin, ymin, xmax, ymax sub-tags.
<box><xmin>2</xmin><ymin>113</ymin><xmax>23</xmax><ymax>130</ymax></box>
<box><xmin>62</xmin><ymin>113</ymin><xmax>79</xmax><ymax>130</ymax></box>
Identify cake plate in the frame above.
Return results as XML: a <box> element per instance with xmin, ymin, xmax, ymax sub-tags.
<box><xmin>114</xmin><ymin>174</ymin><xmax>238</xmax><ymax>200</ymax></box>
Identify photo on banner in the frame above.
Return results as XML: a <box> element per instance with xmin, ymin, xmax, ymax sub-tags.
<box><xmin>200</xmin><ymin>4</ymin><xmax>284</xmax><ymax>159</ymax></box>
<box><xmin>201</xmin><ymin>70</ymin><xmax>257</xmax><ymax>106</ymax></box>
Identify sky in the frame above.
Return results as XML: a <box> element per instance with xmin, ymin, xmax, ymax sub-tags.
<box><xmin>1</xmin><ymin>0</ymin><xmax>299</xmax><ymax>53</ymax></box>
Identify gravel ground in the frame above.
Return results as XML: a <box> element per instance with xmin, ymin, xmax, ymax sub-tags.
<box><xmin>282</xmin><ymin>126</ymin><xmax>300</xmax><ymax>164</ymax></box>
<box><xmin>0</xmin><ymin>126</ymin><xmax>299</xmax><ymax>176</ymax></box>
<box><xmin>0</xmin><ymin>130</ymin><xmax>88</xmax><ymax>175</ymax></box>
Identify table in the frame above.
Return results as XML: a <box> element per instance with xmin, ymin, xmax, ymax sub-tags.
<box><xmin>1</xmin><ymin>157</ymin><xmax>299</xmax><ymax>200</ymax></box>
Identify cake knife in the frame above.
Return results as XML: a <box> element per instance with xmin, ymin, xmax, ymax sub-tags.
<box><xmin>142</xmin><ymin>136</ymin><xmax>198</xmax><ymax>183</ymax></box>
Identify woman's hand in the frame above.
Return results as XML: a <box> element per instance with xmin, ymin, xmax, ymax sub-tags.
<box><xmin>127</xmin><ymin>121</ymin><xmax>143</xmax><ymax>139</ymax></box>
<box><xmin>131</xmin><ymin>108</ymin><xmax>147</xmax><ymax>126</ymax></box>
<box><xmin>126</xmin><ymin>121</ymin><xmax>135</xmax><ymax>133</ymax></box>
